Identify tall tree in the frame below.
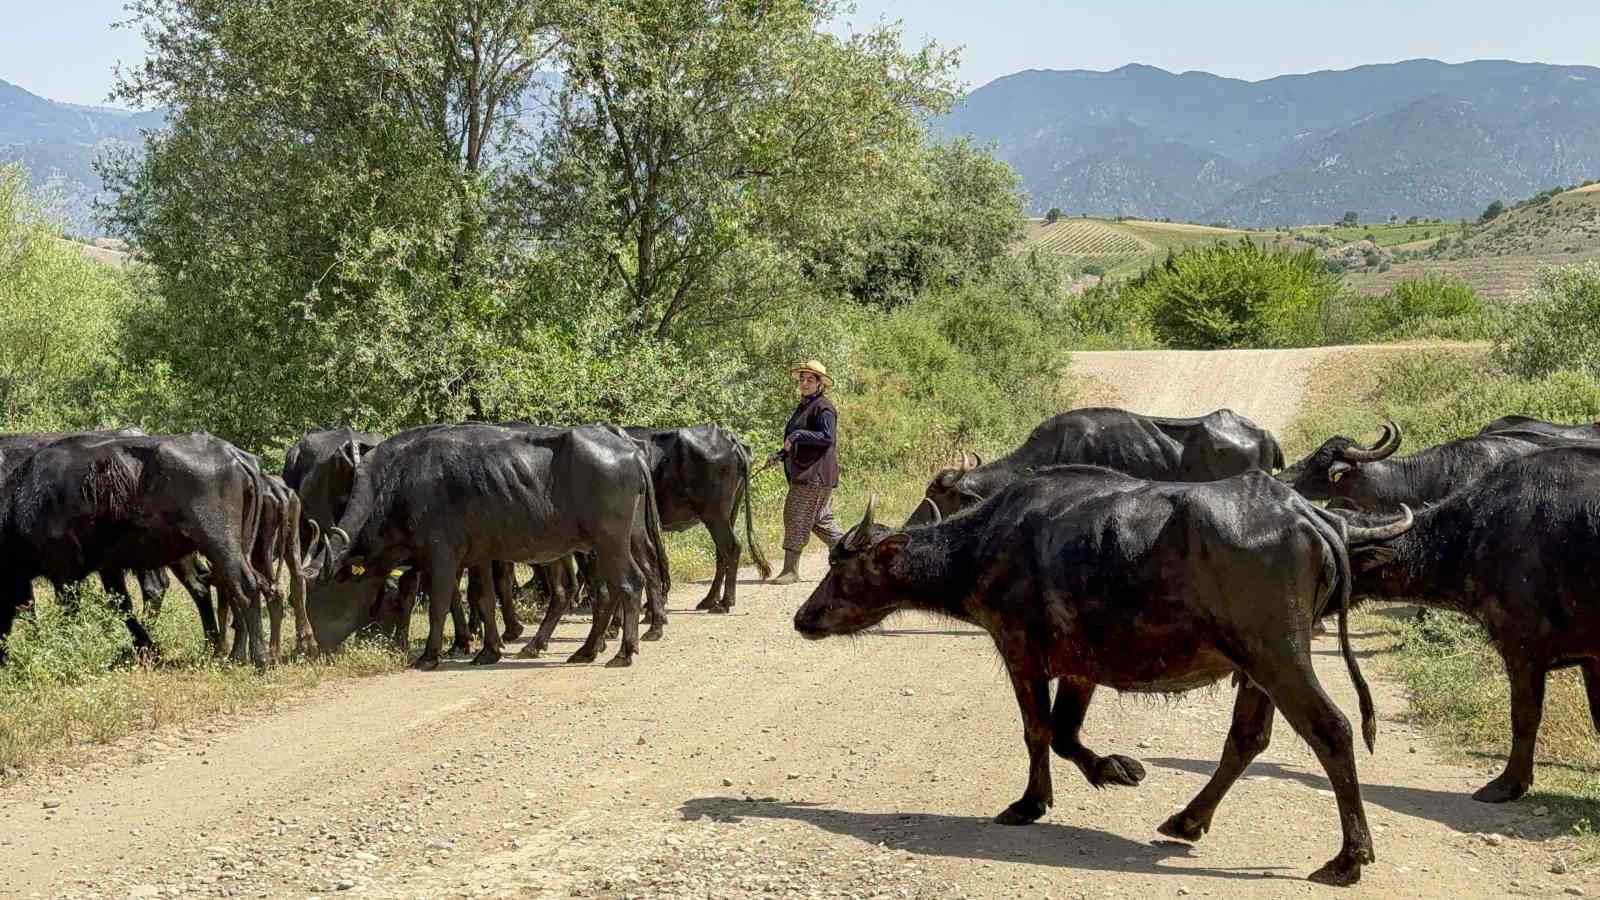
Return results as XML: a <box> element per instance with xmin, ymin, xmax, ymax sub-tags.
<box><xmin>523</xmin><ymin>0</ymin><xmax>958</xmax><ymax>340</ymax></box>
<box><xmin>103</xmin><ymin>0</ymin><xmax>557</xmax><ymax>446</ymax></box>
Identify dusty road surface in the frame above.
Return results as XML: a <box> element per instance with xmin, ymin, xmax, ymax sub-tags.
<box><xmin>1</xmin><ymin>570</ymin><xmax>1593</xmax><ymax>900</ymax></box>
<box><xmin>1067</xmin><ymin>344</ymin><xmax>1471</xmax><ymax>435</ymax></box>
<box><xmin>3</xmin><ymin>341</ymin><xmax>1590</xmax><ymax>899</ymax></box>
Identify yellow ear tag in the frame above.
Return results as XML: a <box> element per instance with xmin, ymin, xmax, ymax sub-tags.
<box><xmin>1329</xmin><ymin>470</ymin><xmax>1345</xmax><ymax>484</ymax></box>
<box><xmin>350</xmin><ymin>564</ymin><xmax>367</xmax><ymax>576</ymax></box>
<box><xmin>389</xmin><ymin>569</ymin><xmax>404</xmax><ymax>578</ymax></box>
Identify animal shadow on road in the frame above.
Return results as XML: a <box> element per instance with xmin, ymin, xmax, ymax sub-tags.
<box><xmin>1148</xmin><ymin>757</ymin><xmax>1574</xmax><ymax>841</ymax></box>
<box><xmin>679</xmin><ymin>797</ymin><xmax>1289</xmax><ymax>880</ymax></box>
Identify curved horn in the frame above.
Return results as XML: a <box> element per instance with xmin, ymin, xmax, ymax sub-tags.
<box><xmin>935</xmin><ymin>467</ymin><xmax>962</xmax><ymax>488</ymax></box>
<box><xmin>914</xmin><ymin>497</ymin><xmax>943</xmax><ymax>525</ymax></box>
<box><xmin>1340</xmin><ymin>420</ymin><xmax>1402</xmax><ymax>462</ymax></box>
<box><xmin>848</xmin><ymin>494</ymin><xmax>878</xmax><ymax>549</ymax></box>
<box><xmin>1343</xmin><ymin>504</ymin><xmax>1414</xmax><ymax>543</ymax></box>
<box><xmin>304</xmin><ymin>518</ymin><xmax>321</xmax><ymax>556</ymax></box>
<box><xmin>330</xmin><ymin>526</ymin><xmax>351</xmax><ymax>545</ymax></box>
<box><xmin>970</xmin><ymin>451</ymin><xmax>983</xmax><ymax>469</ymax></box>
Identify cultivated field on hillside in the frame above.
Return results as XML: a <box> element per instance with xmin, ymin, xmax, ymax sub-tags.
<box><xmin>1024</xmin><ymin>217</ymin><xmax>1292</xmax><ymax>278</ymax></box>
<box><xmin>1297</xmin><ymin>222</ymin><xmax>1462</xmax><ymax>247</ymax></box>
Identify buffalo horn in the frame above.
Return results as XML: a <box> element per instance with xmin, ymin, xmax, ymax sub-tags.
<box><xmin>1344</xmin><ymin>504</ymin><xmax>1414</xmax><ymax>542</ymax></box>
<box><xmin>848</xmin><ymin>494</ymin><xmax>878</xmax><ymax>549</ymax></box>
<box><xmin>1341</xmin><ymin>420</ymin><xmax>1402</xmax><ymax>462</ymax></box>
<box><xmin>304</xmin><ymin>518</ymin><xmax>321</xmax><ymax>561</ymax></box>
<box><xmin>913</xmin><ymin>497</ymin><xmax>942</xmax><ymax>525</ymax></box>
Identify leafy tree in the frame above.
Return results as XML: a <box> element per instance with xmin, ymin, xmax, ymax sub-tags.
<box><xmin>521</xmin><ymin>0</ymin><xmax>958</xmax><ymax>339</ymax></box>
<box><xmin>1127</xmin><ymin>241</ymin><xmax>1342</xmax><ymax>349</ymax></box>
<box><xmin>1481</xmin><ymin>200</ymin><xmax>1506</xmax><ymax>222</ymax></box>
<box><xmin>1407</xmin><ymin>216</ymin><xmax>1420</xmax><ymax>225</ymax></box>
<box><xmin>803</xmin><ymin>139</ymin><xmax>1026</xmax><ymax>309</ymax></box>
<box><xmin>1045</xmin><ymin>207</ymin><xmax>1062</xmax><ymax>224</ymax></box>
<box><xmin>1340</xmin><ymin>211</ymin><xmax>1359</xmax><ymax>227</ymax></box>
<box><xmin>104</xmin><ymin>0</ymin><xmax>560</xmax><ymax>447</ymax></box>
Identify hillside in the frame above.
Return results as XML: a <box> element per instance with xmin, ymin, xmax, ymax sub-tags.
<box><xmin>0</xmin><ymin>78</ymin><xmax>163</xmax><ymax>237</ymax></box>
<box><xmin>1344</xmin><ymin>184</ymin><xmax>1600</xmax><ymax>300</ymax></box>
<box><xmin>1023</xmin><ymin>216</ymin><xmax>1301</xmax><ymax>278</ymax></box>
<box><xmin>936</xmin><ymin>59</ymin><xmax>1600</xmax><ymax>227</ymax></box>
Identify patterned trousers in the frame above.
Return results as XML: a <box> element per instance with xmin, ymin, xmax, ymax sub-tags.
<box><xmin>783</xmin><ymin>482</ymin><xmax>844</xmax><ymax>552</ymax></box>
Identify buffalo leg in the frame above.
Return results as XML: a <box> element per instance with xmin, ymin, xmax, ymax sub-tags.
<box><xmin>1252</xmin><ymin>663</ymin><xmax>1372</xmax><ymax>886</ymax></box>
<box><xmin>136</xmin><ymin>568</ymin><xmax>170</xmax><ymax>619</ymax></box>
<box><xmin>494</xmin><ymin>562</ymin><xmax>523</xmax><ymax>642</ymax></box>
<box><xmin>171</xmin><ymin>559</ymin><xmax>220</xmax><ymax>652</ymax></box>
<box><xmin>698</xmin><ymin>514</ymin><xmax>738</xmax><ymax>611</ymax></box>
<box><xmin>448</xmin><ymin>580</ymin><xmax>472</xmax><ymax>656</ymax></box>
<box><xmin>389</xmin><ymin>570</ymin><xmax>420</xmax><ymax>650</ymax></box>
<box><xmin>1474</xmin><ymin>661</ymin><xmax>1547</xmax><ymax>803</ymax></box>
<box><xmin>1051</xmin><ymin>677</ymin><xmax>1145</xmax><ymax>788</ymax></box>
<box><xmin>265</xmin><ymin>586</ymin><xmax>285</xmax><ymax>666</ymax></box>
<box><xmin>98</xmin><ymin>570</ymin><xmax>157</xmax><ymax>662</ymax></box>
<box><xmin>415</xmin><ymin>562</ymin><xmax>465</xmax><ymax>671</ymax></box>
<box><xmin>523</xmin><ymin>560</ymin><xmax>577</xmax><ymax>658</ymax></box>
<box><xmin>468</xmin><ymin>563</ymin><xmax>503</xmax><ymax>666</ymax></box>
<box><xmin>0</xmin><ymin>585</ymin><xmax>23</xmax><ymax>665</ymax></box>
<box><xmin>995</xmin><ymin>672</ymin><xmax>1053</xmax><ymax>825</ymax></box>
<box><xmin>198</xmin><ymin>540</ymin><xmax>271</xmax><ymax>671</ymax></box>
<box><xmin>1583</xmin><ymin>660</ymin><xmax>1600</xmax><ymax>734</ymax></box>
<box><xmin>1158</xmin><ymin>679</ymin><xmax>1275</xmax><ymax>841</ymax></box>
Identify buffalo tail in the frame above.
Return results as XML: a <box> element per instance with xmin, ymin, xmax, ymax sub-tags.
<box><xmin>635</xmin><ymin>453</ymin><xmax>672</xmax><ymax>600</ymax></box>
<box><xmin>737</xmin><ymin>439</ymin><xmax>773</xmax><ymax>580</ymax></box>
<box><xmin>1326</xmin><ymin>514</ymin><xmax>1378</xmax><ymax>753</ymax></box>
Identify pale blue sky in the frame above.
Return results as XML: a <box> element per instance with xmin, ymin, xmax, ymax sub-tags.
<box><xmin>5</xmin><ymin>0</ymin><xmax>1599</xmax><ymax>107</ymax></box>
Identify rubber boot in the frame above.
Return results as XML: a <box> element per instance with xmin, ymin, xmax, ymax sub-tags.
<box><xmin>769</xmin><ymin>550</ymin><xmax>802</xmax><ymax>585</ymax></box>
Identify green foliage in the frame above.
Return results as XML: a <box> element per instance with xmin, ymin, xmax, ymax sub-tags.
<box><xmin>1341</xmin><ymin>211</ymin><xmax>1358</xmax><ymax>227</ymax></box>
<box><xmin>1480</xmin><ymin>199</ymin><xmax>1506</xmax><ymax>222</ymax></box>
<box><xmin>1045</xmin><ymin>207</ymin><xmax>1062</xmax><ymax>224</ymax></box>
<box><xmin>804</xmin><ymin>139</ymin><xmax>1026</xmax><ymax>311</ymax></box>
<box><xmin>1496</xmin><ymin>263</ymin><xmax>1600</xmax><ymax>382</ymax></box>
<box><xmin>0</xmin><ymin>166</ymin><xmax>132</xmax><ymax>432</ymax></box>
<box><xmin>1130</xmin><ymin>241</ymin><xmax>1342</xmax><ymax>349</ymax></box>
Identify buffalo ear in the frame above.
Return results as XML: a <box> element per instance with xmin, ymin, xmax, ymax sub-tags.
<box><xmin>871</xmin><ymin>532</ymin><xmax>911</xmax><ymax>564</ymax></box>
<box><xmin>1328</xmin><ymin>460</ymin><xmax>1355</xmax><ymax>483</ymax></box>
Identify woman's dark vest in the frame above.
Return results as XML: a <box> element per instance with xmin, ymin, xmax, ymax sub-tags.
<box><xmin>784</xmin><ymin>394</ymin><xmax>840</xmax><ymax>487</ymax></box>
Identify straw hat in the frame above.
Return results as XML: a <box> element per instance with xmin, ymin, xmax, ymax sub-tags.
<box><xmin>790</xmin><ymin>359</ymin><xmax>834</xmax><ymax>390</ymax></box>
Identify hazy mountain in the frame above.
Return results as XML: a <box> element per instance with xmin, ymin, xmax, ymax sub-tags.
<box><xmin>1</xmin><ymin>78</ymin><xmax>163</xmax><ymax>237</ymax></box>
<box><xmin>935</xmin><ymin>59</ymin><xmax>1600</xmax><ymax>226</ymax></box>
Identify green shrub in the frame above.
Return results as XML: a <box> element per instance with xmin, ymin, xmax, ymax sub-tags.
<box><xmin>1496</xmin><ymin>263</ymin><xmax>1600</xmax><ymax>381</ymax></box>
<box><xmin>1131</xmin><ymin>241</ymin><xmax>1342</xmax><ymax>349</ymax></box>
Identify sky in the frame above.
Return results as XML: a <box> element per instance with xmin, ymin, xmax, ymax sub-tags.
<box><xmin>5</xmin><ymin>0</ymin><xmax>1600</xmax><ymax>108</ymax></box>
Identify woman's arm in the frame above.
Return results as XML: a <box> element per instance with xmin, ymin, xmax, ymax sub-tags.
<box><xmin>786</xmin><ymin>408</ymin><xmax>836</xmax><ymax>448</ymax></box>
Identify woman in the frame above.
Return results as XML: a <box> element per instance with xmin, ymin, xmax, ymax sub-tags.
<box><xmin>770</xmin><ymin>360</ymin><xmax>843</xmax><ymax>584</ymax></box>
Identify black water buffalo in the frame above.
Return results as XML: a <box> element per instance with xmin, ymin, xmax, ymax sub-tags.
<box><xmin>626</xmin><ymin>425</ymin><xmax>769</xmax><ymax>612</ymax></box>
<box><xmin>1277</xmin><ymin>421</ymin><xmax>1548</xmax><ymax>511</ymax></box>
<box><xmin>1478</xmin><ymin>414</ymin><xmax>1600</xmax><ymax>445</ymax></box>
<box><xmin>795</xmin><ymin>469</ymin><xmax>1413</xmax><ymax>886</ymax></box>
<box><xmin>214</xmin><ymin>471</ymin><xmax>316</xmax><ymax>663</ymax></box>
<box><xmin>0</xmin><ymin>432</ymin><xmax>277</xmax><ymax>667</ymax></box>
<box><xmin>906</xmin><ymin>408</ymin><xmax>1283</xmax><ymax>525</ymax></box>
<box><xmin>302</xmin><ymin>422</ymin><xmax>669</xmax><ymax>669</ymax></box>
<box><xmin>284</xmin><ymin>427</ymin><xmax>522</xmax><ymax>653</ymax></box>
<box><xmin>1332</xmin><ymin>446</ymin><xmax>1600</xmax><ymax>803</ymax></box>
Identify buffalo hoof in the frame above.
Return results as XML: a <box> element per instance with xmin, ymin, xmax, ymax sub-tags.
<box><xmin>604</xmin><ymin>653</ymin><xmax>635</xmax><ymax>668</ymax></box>
<box><xmin>1091</xmin><ymin>754</ymin><xmax>1146</xmax><ymax>788</ymax></box>
<box><xmin>517</xmin><ymin>642</ymin><xmax>542</xmax><ymax>659</ymax></box>
<box><xmin>1308</xmin><ymin>851</ymin><xmax>1369</xmax><ymax>886</ymax></box>
<box><xmin>501</xmin><ymin>623</ymin><xmax>524</xmax><ymax>642</ymax></box>
<box><xmin>412</xmin><ymin>653</ymin><xmax>441</xmax><ymax>671</ymax></box>
<box><xmin>567</xmin><ymin>647</ymin><xmax>599</xmax><ymax>665</ymax></box>
<box><xmin>993</xmin><ymin>797</ymin><xmax>1047</xmax><ymax>826</ymax></box>
<box><xmin>471</xmin><ymin>647</ymin><xmax>501</xmax><ymax>666</ymax></box>
<box><xmin>643</xmin><ymin>626</ymin><xmax>664</xmax><ymax>642</ymax></box>
<box><xmin>695</xmin><ymin>595</ymin><xmax>720</xmax><ymax>611</ymax></box>
<box><xmin>1156</xmin><ymin>811</ymin><xmax>1209</xmax><ymax>843</ymax></box>
<box><xmin>707</xmin><ymin>603</ymin><xmax>731</xmax><ymax>615</ymax></box>
<box><xmin>1472</xmin><ymin>775</ymin><xmax>1530</xmax><ymax>803</ymax></box>
<box><xmin>298</xmin><ymin>635</ymin><xmax>322</xmax><ymax>659</ymax></box>
<box><xmin>447</xmin><ymin>640</ymin><xmax>472</xmax><ymax>657</ymax></box>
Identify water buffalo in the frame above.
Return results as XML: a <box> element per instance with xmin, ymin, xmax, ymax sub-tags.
<box><xmin>1333</xmin><ymin>445</ymin><xmax>1600</xmax><ymax>803</ymax></box>
<box><xmin>795</xmin><ymin>468</ymin><xmax>1413</xmax><ymax>886</ymax></box>
<box><xmin>906</xmin><ymin>408</ymin><xmax>1282</xmax><ymax>525</ymax></box>
<box><xmin>0</xmin><ymin>432</ymin><xmax>278</xmax><ymax>668</ymax></box>
<box><xmin>214</xmin><ymin>471</ymin><xmax>316</xmax><ymax>663</ymax></box>
<box><xmin>626</xmin><ymin>425</ymin><xmax>770</xmax><ymax>612</ymax></box>
<box><xmin>1277</xmin><ymin>421</ymin><xmax>1548</xmax><ymax>511</ymax></box>
<box><xmin>302</xmin><ymin>422</ymin><xmax>669</xmax><ymax>669</ymax></box>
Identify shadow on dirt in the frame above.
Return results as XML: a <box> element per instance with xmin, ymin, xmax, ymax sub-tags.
<box><xmin>1147</xmin><ymin>757</ymin><xmax>1574</xmax><ymax>841</ymax></box>
<box><xmin>679</xmin><ymin>797</ymin><xmax>1293</xmax><ymax>880</ymax></box>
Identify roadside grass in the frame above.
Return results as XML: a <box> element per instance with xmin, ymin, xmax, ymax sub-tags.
<box><xmin>1293</xmin><ymin>347</ymin><xmax>1600</xmax><ymax>855</ymax></box>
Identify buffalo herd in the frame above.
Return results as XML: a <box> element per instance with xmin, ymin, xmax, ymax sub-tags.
<box><xmin>4</xmin><ymin>405</ymin><xmax>1599</xmax><ymax>886</ymax></box>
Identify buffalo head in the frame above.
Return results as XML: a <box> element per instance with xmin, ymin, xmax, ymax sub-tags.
<box><xmin>794</xmin><ymin>495</ymin><xmax>912</xmax><ymax>638</ymax></box>
<box><xmin>300</xmin><ymin>524</ymin><xmax>356</xmax><ymax>582</ymax></box>
<box><xmin>1276</xmin><ymin>421</ymin><xmax>1402</xmax><ymax>504</ymax></box>
<box><xmin>905</xmin><ymin>451</ymin><xmax>984</xmax><ymax>526</ymax></box>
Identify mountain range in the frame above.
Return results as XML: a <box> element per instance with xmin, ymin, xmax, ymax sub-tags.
<box><xmin>1</xmin><ymin>78</ymin><xmax>163</xmax><ymax>237</ymax></box>
<box><xmin>934</xmin><ymin>59</ymin><xmax>1600</xmax><ymax>226</ymax></box>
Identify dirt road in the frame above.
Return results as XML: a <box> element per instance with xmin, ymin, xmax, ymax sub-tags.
<box><xmin>2</xmin><ymin>344</ymin><xmax>1590</xmax><ymax>899</ymax></box>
